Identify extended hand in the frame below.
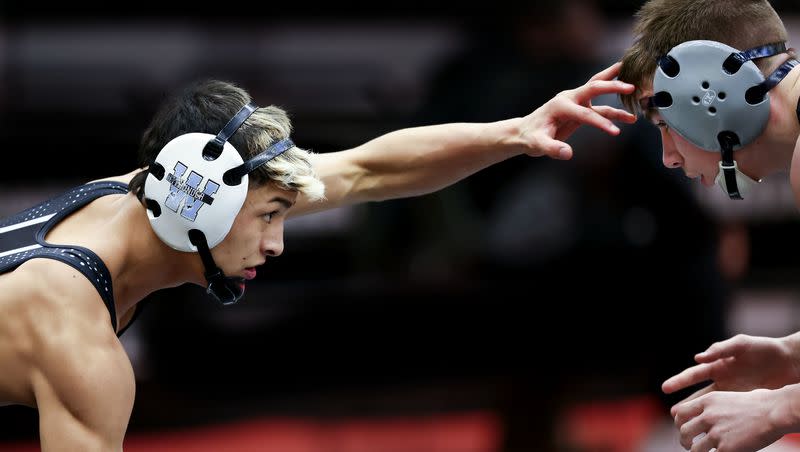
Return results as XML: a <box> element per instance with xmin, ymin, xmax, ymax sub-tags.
<box><xmin>663</xmin><ymin>334</ymin><xmax>800</xmax><ymax>416</ymax></box>
<box><xmin>518</xmin><ymin>61</ymin><xmax>636</xmax><ymax>159</ymax></box>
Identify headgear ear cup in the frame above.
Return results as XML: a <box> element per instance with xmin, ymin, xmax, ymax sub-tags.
<box><xmin>652</xmin><ymin>40</ymin><xmax>772</xmax><ymax>152</ymax></box>
<box><xmin>143</xmin><ymin>133</ymin><xmax>248</xmax><ymax>252</ymax></box>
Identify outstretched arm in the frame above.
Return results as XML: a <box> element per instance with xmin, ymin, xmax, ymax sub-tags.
<box><xmin>292</xmin><ymin>62</ymin><xmax>636</xmax><ymax>216</ymax></box>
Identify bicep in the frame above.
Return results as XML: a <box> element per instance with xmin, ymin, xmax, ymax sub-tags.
<box><xmin>33</xmin><ymin>341</ymin><xmax>135</xmax><ymax>451</ymax></box>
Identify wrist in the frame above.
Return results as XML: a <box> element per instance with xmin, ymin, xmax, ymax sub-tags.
<box><xmin>781</xmin><ymin>332</ymin><xmax>800</xmax><ymax>358</ymax></box>
<box><xmin>772</xmin><ymin>384</ymin><xmax>800</xmax><ymax>436</ymax></box>
<box><xmin>780</xmin><ymin>333</ymin><xmax>800</xmax><ymax>380</ymax></box>
<box><xmin>491</xmin><ymin>117</ymin><xmax>527</xmax><ymax>158</ymax></box>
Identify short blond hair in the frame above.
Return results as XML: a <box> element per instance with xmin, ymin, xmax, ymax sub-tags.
<box><xmin>242</xmin><ymin>105</ymin><xmax>325</xmax><ymax>201</ymax></box>
<box><xmin>618</xmin><ymin>0</ymin><xmax>788</xmax><ymax>113</ymax></box>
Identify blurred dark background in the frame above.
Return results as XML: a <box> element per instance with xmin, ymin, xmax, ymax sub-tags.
<box><xmin>2</xmin><ymin>2</ymin><xmax>800</xmax><ymax>451</ymax></box>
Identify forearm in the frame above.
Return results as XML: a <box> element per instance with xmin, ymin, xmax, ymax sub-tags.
<box><xmin>294</xmin><ymin>64</ymin><xmax>635</xmax><ymax>216</ymax></box>
<box><xmin>349</xmin><ymin>119</ymin><xmax>524</xmax><ymax>202</ymax></box>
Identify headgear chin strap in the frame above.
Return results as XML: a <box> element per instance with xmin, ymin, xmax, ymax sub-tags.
<box><xmin>647</xmin><ymin>40</ymin><xmax>799</xmax><ymax>199</ymax></box>
<box><xmin>143</xmin><ymin>102</ymin><xmax>294</xmax><ymax>305</ymax></box>
<box><xmin>189</xmin><ymin>230</ymin><xmax>244</xmax><ymax>305</ymax></box>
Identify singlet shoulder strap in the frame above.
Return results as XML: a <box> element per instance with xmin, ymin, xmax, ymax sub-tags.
<box><xmin>0</xmin><ymin>181</ymin><xmax>130</xmax><ymax>334</ymax></box>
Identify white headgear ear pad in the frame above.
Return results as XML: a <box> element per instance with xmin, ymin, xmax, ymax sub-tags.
<box><xmin>653</xmin><ymin>40</ymin><xmax>771</xmax><ymax>151</ymax></box>
<box><xmin>143</xmin><ymin>133</ymin><xmax>248</xmax><ymax>252</ymax></box>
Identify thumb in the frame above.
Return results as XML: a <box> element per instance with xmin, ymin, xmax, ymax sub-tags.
<box><xmin>532</xmin><ymin>137</ymin><xmax>572</xmax><ymax>160</ymax></box>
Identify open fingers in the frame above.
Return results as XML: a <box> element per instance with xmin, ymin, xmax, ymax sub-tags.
<box><xmin>557</xmin><ymin>100</ymin><xmax>620</xmax><ymax>135</ymax></box>
<box><xmin>588</xmin><ymin>61</ymin><xmax>623</xmax><ymax>82</ymax></box>
<box><xmin>696</xmin><ymin>336</ymin><xmax>747</xmax><ymax>363</ymax></box>
<box><xmin>568</xmin><ymin>80</ymin><xmax>636</xmax><ymax>105</ymax></box>
<box><xmin>671</xmin><ymin>383</ymin><xmax>715</xmax><ymax>418</ymax></box>
<box><xmin>592</xmin><ymin>105</ymin><xmax>637</xmax><ymax>124</ymax></box>
<box><xmin>663</xmin><ymin>363</ymin><xmax>714</xmax><ymax>394</ymax></box>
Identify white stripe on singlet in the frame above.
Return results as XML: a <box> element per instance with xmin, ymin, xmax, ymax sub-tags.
<box><xmin>0</xmin><ymin>215</ymin><xmax>53</xmax><ymax>258</ymax></box>
<box><xmin>0</xmin><ymin>214</ymin><xmax>55</xmax><ymax>235</ymax></box>
<box><xmin>0</xmin><ymin>244</ymin><xmax>42</xmax><ymax>258</ymax></box>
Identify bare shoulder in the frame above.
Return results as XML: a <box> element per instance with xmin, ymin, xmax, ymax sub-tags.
<box><xmin>0</xmin><ymin>259</ymin><xmax>114</xmax><ymax>407</ymax></box>
<box><xmin>2</xmin><ymin>258</ymin><xmax>128</xmax><ymax>377</ymax></box>
<box><xmin>7</xmin><ymin>258</ymin><xmax>117</xmax><ymax>329</ymax></box>
<box><xmin>0</xmin><ymin>258</ymin><xmax>117</xmax><ymax>354</ymax></box>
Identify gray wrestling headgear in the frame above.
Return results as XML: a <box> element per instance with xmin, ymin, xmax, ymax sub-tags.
<box><xmin>645</xmin><ymin>40</ymin><xmax>799</xmax><ymax>199</ymax></box>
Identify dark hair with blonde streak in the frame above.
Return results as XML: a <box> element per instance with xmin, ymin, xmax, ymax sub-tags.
<box><xmin>129</xmin><ymin>79</ymin><xmax>325</xmax><ymax>202</ymax></box>
<box><xmin>618</xmin><ymin>0</ymin><xmax>789</xmax><ymax>113</ymax></box>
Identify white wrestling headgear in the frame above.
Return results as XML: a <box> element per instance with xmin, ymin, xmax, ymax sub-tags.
<box><xmin>142</xmin><ymin>102</ymin><xmax>294</xmax><ymax>305</ymax></box>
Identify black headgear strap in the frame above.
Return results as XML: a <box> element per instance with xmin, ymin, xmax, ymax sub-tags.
<box><xmin>745</xmin><ymin>58</ymin><xmax>799</xmax><ymax>105</ymax></box>
<box><xmin>722</xmin><ymin>42</ymin><xmax>787</xmax><ymax>74</ymax></box>
<box><xmin>202</xmin><ymin>102</ymin><xmax>258</xmax><ymax>159</ymax></box>
<box><xmin>719</xmin><ymin>58</ymin><xmax>798</xmax><ymax>200</ymax></box>
<box><xmin>223</xmin><ymin>138</ymin><xmax>295</xmax><ymax>185</ymax></box>
<box><xmin>646</xmin><ymin>43</ymin><xmax>792</xmax><ymax>110</ymax></box>
<box><xmin>717</xmin><ymin>132</ymin><xmax>743</xmax><ymax>200</ymax></box>
<box><xmin>147</xmin><ymin>102</ymin><xmax>259</xmax><ymax>184</ymax></box>
<box><xmin>198</xmin><ymin>104</ymin><xmax>294</xmax><ymax>305</ymax></box>
<box><xmin>189</xmin><ymin>230</ymin><xmax>244</xmax><ymax>306</ymax></box>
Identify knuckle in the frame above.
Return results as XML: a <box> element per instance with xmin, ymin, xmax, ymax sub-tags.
<box><xmin>588</xmin><ymin>80</ymin><xmax>604</xmax><ymax>90</ymax></box>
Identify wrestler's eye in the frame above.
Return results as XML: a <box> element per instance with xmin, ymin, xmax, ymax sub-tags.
<box><xmin>655</xmin><ymin>120</ymin><xmax>669</xmax><ymax>130</ymax></box>
<box><xmin>263</xmin><ymin>212</ymin><xmax>277</xmax><ymax>223</ymax></box>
